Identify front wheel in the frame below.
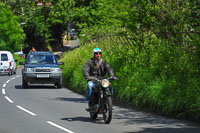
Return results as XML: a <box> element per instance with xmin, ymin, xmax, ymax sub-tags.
<box><xmin>22</xmin><ymin>77</ymin><xmax>28</xmax><ymax>88</ymax></box>
<box><xmin>102</xmin><ymin>96</ymin><xmax>112</xmax><ymax>124</ymax></box>
<box><xmin>55</xmin><ymin>77</ymin><xmax>62</xmax><ymax>88</ymax></box>
<box><xmin>89</xmin><ymin>102</ymin><xmax>98</xmax><ymax>119</ymax></box>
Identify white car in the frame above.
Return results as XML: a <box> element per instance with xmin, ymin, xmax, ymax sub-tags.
<box><xmin>0</xmin><ymin>51</ymin><xmax>17</xmax><ymax>75</ymax></box>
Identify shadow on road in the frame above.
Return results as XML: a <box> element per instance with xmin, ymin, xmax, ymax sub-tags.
<box><xmin>112</xmin><ymin>108</ymin><xmax>200</xmax><ymax>133</ymax></box>
<box><xmin>61</xmin><ymin>117</ymin><xmax>104</xmax><ymax>124</ymax></box>
<box><xmin>123</xmin><ymin>127</ymin><xmax>200</xmax><ymax>133</ymax></box>
<box><xmin>0</xmin><ymin>74</ymin><xmax>10</xmax><ymax>76</ymax></box>
<box><xmin>54</xmin><ymin>97</ymin><xmax>86</xmax><ymax>103</ymax></box>
<box><xmin>15</xmin><ymin>85</ymin><xmax>56</xmax><ymax>89</ymax></box>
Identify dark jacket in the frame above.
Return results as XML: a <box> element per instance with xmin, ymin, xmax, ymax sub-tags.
<box><xmin>82</xmin><ymin>58</ymin><xmax>114</xmax><ymax>80</ymax></box>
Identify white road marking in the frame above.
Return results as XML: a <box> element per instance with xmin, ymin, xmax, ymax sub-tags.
<box><xmin>3</xmin><ymin>84</ymin><xmax>6</xmax><ymax>87</ymax></box>
<box><xmin>46</xmin><ymin>121</ymin><xmax>75</xmax><ymax>133</ymax></box>
<box><xmin>16</xmin><ymin>75</ymin><xmax>21</xmax><ymax>78</ymax></box>
<box><xmin>16</xmin><ymin>105</ymin><xmax>37</xmax><ymax>116</ymax></box>
<box><xmin>2</xmin><ymin>88</ymin><xmax>6</xmax><ymax>94</ymax></box>
<box><xmin>6</xmin><ymin>80</ymin><xmax>10</xmax><ymax>83</ymax></box>
<box><xmin>5</xmin><ymin>96</ymin><xmax>14</xmax><ymax>103</ymax></box>
<box><xmin>11</xmin><ymin>77</ymin><xmax>16</xmax><ymax>80</ymax></box>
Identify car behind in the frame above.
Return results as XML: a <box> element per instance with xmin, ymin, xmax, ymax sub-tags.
<box><xmin>0</xmin><ymin>51</ymin><xmax>17</xmax><ymax>75</ymax></box>
<box><xmin>19</xmin><ymin>51</ymin><xmax>64</xmax><ymax>88</ymax></box>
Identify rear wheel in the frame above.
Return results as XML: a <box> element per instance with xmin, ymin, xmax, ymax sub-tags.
<box><xmin>13</xmin><ymin>68</ymin><xmax>17</xmax><ymax>74</ymax></box>
<box><xmin>8</xmin><ymin>69</ymin><xmax>11</xmax><ymax>76</ymax></box>
<box><xmin>102</xmin><ymin>97</ymin><xmax>112</xmax><ymax>124</ymax></box>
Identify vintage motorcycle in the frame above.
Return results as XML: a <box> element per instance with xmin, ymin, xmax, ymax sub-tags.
<box><xmin>86</xmin><ymin>76</ymin><xmax>117</xmax><ymax>124</ymax></box>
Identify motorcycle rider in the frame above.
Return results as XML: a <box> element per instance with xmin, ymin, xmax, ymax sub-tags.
<box><xmin>82</xmin><ymin>48</ymin><xmax>116</xmax><ymax>110</ymax></box>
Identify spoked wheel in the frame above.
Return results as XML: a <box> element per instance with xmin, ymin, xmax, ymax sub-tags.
<box><xmin>89</xmin><ymin>102</ymin><xmax>98</xmax><ymax>119</ymax></box>
<box><xmin>102</xmin><ymin>96</ymin><xmax>112</xmax><ymax>124</ymax></box>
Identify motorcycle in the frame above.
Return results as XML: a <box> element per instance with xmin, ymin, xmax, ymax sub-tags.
<box><xmin>86</xmin><ymin>76</ymin><xmax>117</xmax><ymax>124</ymax></box>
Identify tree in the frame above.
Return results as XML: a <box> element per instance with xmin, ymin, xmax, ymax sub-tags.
<box><xmin>0</xmin><ymin>2</ymin><xmax>25</xmax><ymax>53</ymax></box>
<box><xmin>48</xmin><ymin>0</ymin><xmax>75</xmax><ymax>49</ymax></box>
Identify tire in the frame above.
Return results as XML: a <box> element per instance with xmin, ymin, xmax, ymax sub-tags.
<box><xmin>22</xmin><ymin>77</ymin><xmax>28</xmax><ymax>88</ymax></box>
<box><xmin>56</xmin><ymin>77</ymin><xmax>62</xmax><ymax>88</ymax></box>
<box><xmin>13</xmin><ymin>68</ymin><xmax>17</xmax><ymax>75</ymax></box>
<box><xmin>102</xmin><ymin>96</ymin><xmax>112</xmax><ymax>124</ymax></box>
<box><xmin>89</xmin><ymin>102</ymin><xmax>98</xmax><ymax>119</ymax></box>
<box><xmin>8</xmin><ymin>69</ymin><xmax>11</xmax><ymax>76</ymax></box>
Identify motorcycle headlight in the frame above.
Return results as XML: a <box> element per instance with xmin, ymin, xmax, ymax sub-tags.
<box><xmin>101</xmin><ymin>79</ymin><xmax>110</xmax><ymax>88</ymax></box>
<box><xmin>25</xmin><ymin>68</ymin><xmax>33</xmax><ymax>72</ymax></box>
<box><xmin>51</xmin><ymin>68</ymin><xmax>61</xmax><ymax>72</ymax></box>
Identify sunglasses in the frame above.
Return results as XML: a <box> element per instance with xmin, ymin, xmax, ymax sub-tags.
<box><xmin>94</xmin><ymin>52</ymin><xmax>102</xmax><ymax>55</ymax></box>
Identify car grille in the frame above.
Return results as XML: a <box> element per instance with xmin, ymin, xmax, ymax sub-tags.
<box><xmin>35</xmin><ymin>68</ymin><xmax>51</xmax><ymax>73</ymax></box>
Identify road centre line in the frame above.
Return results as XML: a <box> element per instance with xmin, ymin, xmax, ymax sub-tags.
<box><xmin>11</xmin><ymin>77</ymin><xmax>16</xmax><ymax>80</ymax></box>
<box><xmin>16</xmin><ymin>105</ymin><xmax>37</xmax><ymax>116</ymax></box>
<box><xmin>6</xmin><ymin>80</ymin><xmax>10</xmax><ymax>83</ymax></box>
<box><xmin>3</xmin><ymin>84</ymin><xmax>6</xmax><ymax>88</ymax></box>
<box><xmin>5</xmin><ymin>96</ymin><xmax>14</xmax><ymax>103</ymax></box>
<box><xmin>16</xmin><ymin>75</ymin><xmax>21</xmax><ymax>78</ymax></box>
<box><xmin>46</xmin><ymin>121</ymin><xmax>75</xmax><ymax>133</ymax></box>
<box><xmin>3</xmin><ymin>75</ymin><xmax>75</xmax><ymax>132</ymax></box>
<box><xmin>2</xmin><ymin>88</ymin><xmax>6</xmax><ymax>94</ymax></box>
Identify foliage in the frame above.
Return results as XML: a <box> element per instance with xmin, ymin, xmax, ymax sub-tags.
<box><xmin>2</xmin><ymin>0</ymin><xmax>200</xmax><ymax>122</ymax></box>
<box><xmin>0</xmin><ymin>2</ymin><xmax>25</xmax><ymax>53</ymax></box>
<box><xmin>13</xmin><ymin>54</ymin><xmax>25</xmax><ymax>66</ymax></box>
<box><xmin>48</xmin><ymin>0</ymin><xmax>75</xmax><ymax>49</ymax></box>
<box><xmin>60</xmin><ymin>0</ymin><xmax>200</xmax><ymax>122</ymax></box>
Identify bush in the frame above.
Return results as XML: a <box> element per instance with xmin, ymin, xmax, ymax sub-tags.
<box><xmin>60</xmin><ymin>35</ymin><xmax>200</xmax><ymax>122</ymax></box>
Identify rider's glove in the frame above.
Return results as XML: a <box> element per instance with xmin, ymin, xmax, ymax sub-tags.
<box><xmin>87</xmin><ymin>76</ymin><xmax>96</xmax><ymax>81</ymax></box>
<box><xmin>109</xmin><ymin>76</ymin><xmax>118</xmax><ymax>80</ymax></box>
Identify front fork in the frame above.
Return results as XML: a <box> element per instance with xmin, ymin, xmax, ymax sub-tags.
<box><xmin>100</xmin><ymin>88</ymin><xmax>112</xmax><ymax>111</ymax></box>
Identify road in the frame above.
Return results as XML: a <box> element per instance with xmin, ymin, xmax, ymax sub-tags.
<box><xmin>0</xmin><ymin>70</ymin><xmax>200</xmax><ymax>133</ymax></box>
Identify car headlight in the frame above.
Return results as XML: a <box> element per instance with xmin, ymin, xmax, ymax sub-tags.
<box><xmin>101</xmin><ymin>79</ymin><xmax>110</xmax><ymax>88</ymax></box>
<box><xmin>25</xmin><ymin>68</ymin><xmax>33</xmax><ymax>72</ymax></box>
<box><xmin>51</xmin><ymin>68</ymin><xmax>61</xmax><ymax>72</ymax></box>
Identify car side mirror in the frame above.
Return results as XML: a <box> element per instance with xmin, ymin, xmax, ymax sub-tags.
<box><xmin>58</xmin><ymin>62</ymin><xmax>64</xmax><ymax>65</ymax></box>
<box><xmin>19</xmin><ymin>62</ymin><xmax>25</xmax><ymax>65</ymax></box>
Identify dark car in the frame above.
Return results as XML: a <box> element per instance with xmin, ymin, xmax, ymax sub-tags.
<box><xmin>19</xmin><ymin>51</ymin><xmax>64</xmax><ymax>88</ymax></box>
<box><xmin>70</xmin><ymin>31</ymin><xmax>77</xmax><ymax>40</ymax></box>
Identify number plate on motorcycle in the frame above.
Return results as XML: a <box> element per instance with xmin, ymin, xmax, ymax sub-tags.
<box><xmin>37</xmin><ymin>74</ymin><xmax>49</xmax><ymax>78</ymax></box>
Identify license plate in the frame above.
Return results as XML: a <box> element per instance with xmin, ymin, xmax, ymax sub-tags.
<box><xmin>37</xmin><ymin>74</ymin><xmax>49</xmax><ymax>78</ymax></box>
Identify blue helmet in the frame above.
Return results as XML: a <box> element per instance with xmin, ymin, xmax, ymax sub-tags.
<box><xmin>93</xmin><ymin>48</ymin><xmax>102</xmax><ymax>57</ymax></box>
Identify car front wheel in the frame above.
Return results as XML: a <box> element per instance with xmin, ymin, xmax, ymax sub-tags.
<box><xmin>55</xmin><ymin>77</ymin><xmax>62</xmax><ymax>89</ymax></box>
<box><xmin>22</xmin><ymin>77</ymin><xmax>28</xmax><ymax>88</ymax></box>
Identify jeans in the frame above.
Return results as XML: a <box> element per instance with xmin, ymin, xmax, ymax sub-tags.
<box><xmin>86</xmin><ymin>81</ymin><xmax>113</xmax><ymax>102</ymax></box>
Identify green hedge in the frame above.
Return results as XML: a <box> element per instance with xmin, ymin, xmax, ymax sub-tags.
<box><xmin>60</xmin><ymin>36</ymin><xmax>200</xmax><ymax>122</ymax></box>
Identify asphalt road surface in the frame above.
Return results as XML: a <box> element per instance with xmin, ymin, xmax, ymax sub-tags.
<box><xmin>0</xmin><ymin>70</ymin><xmax>200</xmax><ymax>133</ymax></box>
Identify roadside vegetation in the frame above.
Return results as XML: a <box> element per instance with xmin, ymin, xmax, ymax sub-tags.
<box><xmin>59</xmin><ymin>0</ymin><xmax>200</xmax><ymax>122</ymax></box>
<box><xmin>13</xmin><ymin>54</ymin><xmax>25</xmax><ymax>66</ymax></box>
<box><xmin>1</xmin><ymin>0</ymin><xmax>200</xmax><ymax>122</ymax></box>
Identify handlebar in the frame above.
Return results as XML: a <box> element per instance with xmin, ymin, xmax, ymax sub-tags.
<box><xmin>108</xmin><ymin>76</ymin><xmax>118</xmax><ymax>80</ymax></box>
<box><xmin>87</xmin><ymin>76</ymin><xmax>118</xmax><ymax>81</ymax></box>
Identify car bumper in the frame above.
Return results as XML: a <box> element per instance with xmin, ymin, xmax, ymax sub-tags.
<box><xmin>0</xmin><ymin>69</ymin><xmax>10</xmax><ymax>73</ymax></box>
<box><xmin>22</xmin><ymin>72</ymin><xmax>62</xmax><ymax>84</ymax></box>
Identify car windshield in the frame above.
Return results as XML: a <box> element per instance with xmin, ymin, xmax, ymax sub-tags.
<box><xmin>26</xmin><ymin>54</ymin><xmax>57</xmax><ymax>64</ymax></box>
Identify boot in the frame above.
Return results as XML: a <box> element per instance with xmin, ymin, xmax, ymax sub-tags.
<box><xmin>85</xmin><ymin>102</ymin><xmax>94</xmax><ymax>111</ymax></box>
